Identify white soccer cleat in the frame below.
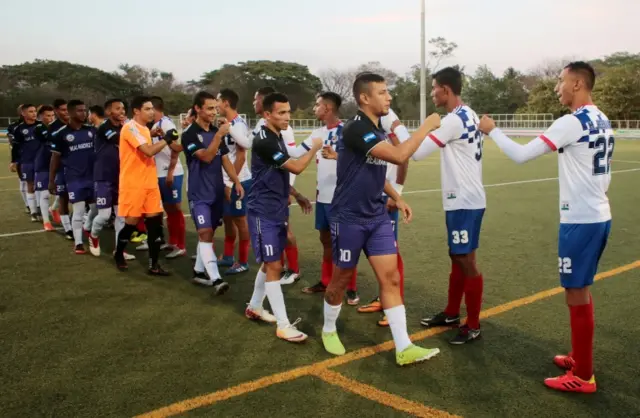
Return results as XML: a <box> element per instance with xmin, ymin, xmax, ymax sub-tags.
<box><xmin>245</xmin><ymin>305</ymin><xmax>277</xmax><ymax>324</ymax></box>
<box><xmin>160</xmin><ymin>243</ymin><xmax>172</xmax><ymax>251</ymax></box>
<box><xmin>123</xmin><ymin>252</ymin><xmax>136</xmax><ymax>261</ymax></box>
<box><xmin>276</xmin><ymin>318</ymin><xmax>308</xmax><ymax>343</ymax></box>
<box><xmin>280</xmin><ymin>270</ymin><xmax>300</xmax><ymax>285</ymax></box>
<box><xmin>89</xmin><ymin>235</ymin><xmax>101</xmax><ymax>257</ymax></box>
<box><xmin>192</xmin><ymin>276</ymin><xmax>215</xmax><ymax>287</ymax></box>
<box><xmin>166</xmin><ymin>247</ymin><xmax>186</xmax><ymax>259</ymax></box>
<box><xmin>136</xmin><ymin>241</ymin><xmax>149</xmax><ymax>251</ymax></box>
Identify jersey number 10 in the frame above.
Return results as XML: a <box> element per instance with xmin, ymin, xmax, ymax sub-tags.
<box><xmin>592</xmin><ymin>135</ymin><xmax>614</xmax><ymax>175</ymax></box>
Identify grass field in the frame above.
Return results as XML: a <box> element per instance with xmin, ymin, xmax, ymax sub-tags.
<box><xmin>1</xmin><ymin>138</ymin><xmax>640</xmax><ymax>418</ymax></box>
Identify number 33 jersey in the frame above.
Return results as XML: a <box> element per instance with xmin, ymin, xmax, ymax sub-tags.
<box><xmin>538</xmin><ymin>105</ymin><xmax>613</xmax><ymax>224</ymax></box>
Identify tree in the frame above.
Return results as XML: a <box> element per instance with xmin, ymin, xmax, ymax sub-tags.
<box><xmin>520</xmin><ymin>78</ymin><xmax>566</xmax><ymax>118</ymax></box>
<box><xmin>318</xmin><ymin>68</ymin><xmax>354</xmax><ymax>102</ymax></box>
<box><xmin>593</xmin><ymin>62</ymin><xmax>640</xmax><ymax>120</ymax></box>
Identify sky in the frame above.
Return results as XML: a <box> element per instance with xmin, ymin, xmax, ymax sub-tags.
<box><xmin>2</xmin><ymin>0</ymin><xmax>639</xmax><ymax>82</ymax></box>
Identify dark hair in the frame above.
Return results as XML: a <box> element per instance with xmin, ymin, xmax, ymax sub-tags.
<box><xmin>256</xmin><ymin>86</ymin><xmax>276</xmax><ymax>97</ymax></box>
<box><xmin>318</xmin><ymin>92</ymin><xmax>342</xmax><ymax>110</ymax></box>
<box><xmin>104</xmin><ymin>98</ymin><xmax>124</xmax><ymax>109</ymax></box>
<box><xmin>130</xmin><ymin>96</ymin><xmax>151</xmax><ymax>111</ymax></box>
<box><xmin>219</xmin><ymin>88</ymin><xmax>239</xmax><ymax>110</ymax></box>
<box><xmin>67</xmin><ymin>99</ymin><xmax>85</xmax><ymax>111</ymax></box>
<box><xmin>89</xmin><ymin>105</ymin><xmax>105</xmax><ymax>118</ymax></box>
<box><xmin>193</xmin><ymin>91</ymin><xmax>216</xmax><ymax>108</ymax></box>
<box><xmin>21</xmin><ymin>103</ymin><xmax>36</xmax><ymax>111</ymax></box>
<box><xmin>38</xmin><ymin>105</ymin><xmax>54</xmax><ymax>115</ymax></box>
<box><xmin>432</xmin><ymin>67</ymin><xmax>463</xmax><ymax>96</ymax></box>
<box><xmin>262</xmin><ymin>92</ymin><xmax>289</xmax><ymax>112</ymax></box>
<box><xmin>52</xmin><ymin>99</ymin><xmax>67</xmax><ymax>109</ymax></box>
<box><xmin>353</xmin><ymin>73</ymin><xmax>386</xmax><ymax>105</ymax></box>
<box><xmin>565</xmin><ymin>61</ymin><xmax>596</xmax><ymax>91</ymax></box>
<box><xmin>150</xmin><ymin>96</ymin><xmax>164</xmax><ymax>112</ymax></box>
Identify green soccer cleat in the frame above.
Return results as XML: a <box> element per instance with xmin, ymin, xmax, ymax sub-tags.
<box><xmin>322</xmin><ymin>331</ymin><xmax>346</xmax><ymax>356</ymax></box>
<box><xmin>396</xmin><ymin>344</ymin><xmax>440</xmax><ymax>366</ymax></box>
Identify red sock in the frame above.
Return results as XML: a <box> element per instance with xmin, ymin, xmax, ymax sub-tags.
<box><xmin>348</xmin><ymin>268</ymin><xmax>357</xmax><ymax>291</ymax></box>
<box><xmin>239</xmin><ymin>239</ymin><xmax>250</xmax><ymax>264</ymax></box>
<box><xmin>464</xmin><ymin>274</ymin><xmax>483</xmax><ymax>329</ymax></box>
<box><xmin>444</xmin><ymin>263</ymin><xmax>465</xmax><ymax>317</ymax></box>
<box><xmin>280</xmin><ymin>253</ymin><xmax>286</xmax><ymax>267</ymax></box>
<box><xmin>224</xmin><ymin>236</ymin><xmax>235</xmax><ymax>258</ymax></box>
<box><xmin>570</xmin><ymin>299</ymin><xmax>595</xmax><ymax>380</ymax></box>
<box><xmin>321</xmin><ymin>256</ymin><xmax>333</xmax><ymax>287</ymax></box>
<box><xmin>137</xmin><ymin>218</ymin><xmax>146</xmax><ymax>233</ymax></box>
<box><xmin>397</xmin><ymin>251</ymin><xmax>404</xmax><ymax>301</ymax></box>
<box><xmin>166</xmin><ymin>212</ymin><xmax>178</xmax><ymax>246</ymax></box>
<box><xmin>176</xmin><ymin>211</ymin><xmax>186</xmax><ymax>250</ymax></box>
<box><xmin>285</xmin><ymin>245</ymin><xmax>299</xmax><ymax>273</ymax></box>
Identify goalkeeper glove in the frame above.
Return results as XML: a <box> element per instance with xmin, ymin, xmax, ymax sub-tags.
<box><xmin>164</xmin><ymin>129</ymin><xmax>179</xmax><ymax>145</ymax></box>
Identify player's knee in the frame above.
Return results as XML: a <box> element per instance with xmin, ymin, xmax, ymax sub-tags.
<box><xmin>197</xmin><ymin>229</ymin><xmax>214</xmax><ymax>242</ymax></box>
<box><xmin>319</xmin><ymin>231</ymin><xmax>331</xmax><ymax>248</ymax></box>
<box><xmin>565</xmin><ymin>287</ymin><xmax>591</xmax><ymax>306</ymax></box>
<box><xmin>264</xmin><ymin>260</ymin><xmax>283</xmax><ymax>280</ymax></box>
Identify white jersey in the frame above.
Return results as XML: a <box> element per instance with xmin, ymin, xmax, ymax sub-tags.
<box><xmin>301</xmin><ymin>122</ymin><xmax>343</xmax><ymax>204</ymax></box>
<box><xmin>253</xmin><ymin>118</ymin><xmax>297</xmax><ymax>186</ymax></box>
<box><xmin>539</xmin><ymin>105</ymin><xmax>612</xmax><ymax>224</ymax></box>
<box><xmin>428</xmin><ymin>105</ymin><xmax>485</xmax><ymax>211</ymax></box>
<box><xmin>223</xmin><ymin>115</ymin><xmax>251</xmax><ymax>187</ymax></box>
<box><xmin>152</xmin><ymin>116</ymin><xmax>183</xmax><ymax>178</ymax></box>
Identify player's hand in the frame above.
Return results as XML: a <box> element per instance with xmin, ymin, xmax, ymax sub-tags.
<box><xmin>235</xmin><ymin>181</ymin><xmax>245</xmax><ymax>200</ymax></box>
<box><xmin>321</xmin><ymin>145</ymin><xmax>337</xmax><ymax>160</ymax></box>
<box><xmin>423</xmin><ymin>113</ymin><xmax>441</xmax><ymax>131</ymax></box>
<box><xmin>8</xmin><ymin>162</ymin><xmax>16</xmax><ymax>172</ymax></box>
<box><xmin>386</xmin><ymin>198</ymin><xmax>398</xmax><ymax>212</ymax></box>
<box><xmin>311</xmin><ymin>137</ymin><xmax>323</xmax><ymax>150</ymax></box>
<box><xmin>295</xmin><ymin>194</ymin><xmax>313</xmax><ymax>214</ymax></box>
<box><xmin>225</xmin><ymin>186</ymin><xmax>232</xmax><ymax>202</ymax></box>
<box><xmin>478</xmin><ymin>115</ymin><xmax>496</xmax><ymax>135</ymax></box>
<box><xmin>217</xmin><ymin>121</ymin><xmax>230</xmax><ymax>137</ymax></box>
<box><xmin>217</xmin><ymin>118</ymin><xmax>228</xmax><ymax>127</ymax></box>
<box><xmin>48</xmin><ymin>181</ymin><xmax>56</xmax><ymax>195</ymax></box>
<box><xmin>395</xmin><ymin>199</ymin><xmax>412</xmax><ymax>223</ymax></box>
<box><xmin>150</xmin><ymin>126</ymin><xmax>164</xmax><ymax>138</ymax></box>
<box><xmin>163</xmin><ymin>129</ymin><xmax>179</xmax><ymax>146</ymax></box>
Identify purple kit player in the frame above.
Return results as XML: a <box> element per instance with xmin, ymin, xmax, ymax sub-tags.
<box><xmin>9</xmin><ymin>104</ymin><xmax>48</xmax><ymax>222</ymax></box>
<box><xmin>49</xmin><ymin>100</ymin><xmax>98</xmax><ymax>255</ymax></box>
<box><xmin>182</xmin><ymin>91</ymin><xmax>244</xmax><ymax>294</ymax></box>
<box><xmin>245</xmin><ymin>92</ymin><xmax>322</xmax><ymax>343</ymax></box>
<box><xmin>321</xmin><ymin>72</ymin><xmax>441</xmax><ymax>365</ymax></box>
<box><xmin>33</xmin><ymin>105</ymin><xmax>57</xmax><ymax>231</ymax></box>
<box><xmin>48</xmin><ymin>99</ymin><xmax>73</xmax><ymax>239</ymax></box>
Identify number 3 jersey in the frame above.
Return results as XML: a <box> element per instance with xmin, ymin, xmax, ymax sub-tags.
<box><xmin>538</xmin><ymin>105</ymin><xmax>612</xmax><ymax>224</ymax></box>
<box><xmin>427</xmin><ymin>105</ymin><xmax>485</xmax><ymax>211</ymax></box>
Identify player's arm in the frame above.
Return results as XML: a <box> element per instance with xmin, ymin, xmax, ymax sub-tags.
<box><xmin>411</xmin><ymin>115</ymin><xmax>464</xmax><ymax>161</ymax></box>
<box><xmin>228</xmin><ymin>124</ymin><xmax>248</xmax><ymax>174</ymax></box>
<box><xmin>368</xmin><ymin>113</ymin><xmax>441</xmax><ymax>165</ymax></box>
<box><xmin>34</xmin><ymin>123</ymin><xmax>49</xmax><ymax>144</ymax></box>
<box><xmin>48</xmin><ymin>132</ymin><xmax>63</xmax><ymax>193</ymax></box>
<box><xmin>384</xmin><ymin>180</ymin><xmax>412</xmax><ymax>222</ymax></box>
<box><xmin>10</xmin><ymin>125</ymin><xmax>25</xmax><ymax>164</ymax></box>
<box><xmin>134</xmin><ymin>128</ymin><xmax>178</xmax><ymax>157</ymax></box>
<box><xmin>388</xmin><ymin>134</ymin><xmax>408</xmax><ymax>193</ymax></box>
<box><xmin>253</xmin><ymin>135</ymin><xmax>322</xmax><ymax>175</ymax></box>
<box><xmin>282</xmin><ymin>127</ymin><xmax>308</xmax><ymax>159</ymax></box>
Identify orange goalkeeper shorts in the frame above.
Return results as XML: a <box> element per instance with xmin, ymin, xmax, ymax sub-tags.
<box><xmin>118</xmin><ymin>187</ymin><xmax>163</xmax><ymax>218</ymax></box>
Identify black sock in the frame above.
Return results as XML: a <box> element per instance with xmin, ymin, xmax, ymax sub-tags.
<box><xmin>115</xmin><ymin>223</ymin><xmax>136</xmax><ymax>257</ymax></box>
<box><xmin>145</xmin><ymin>215</ymin><xmax>162</xmax><ymax>269</ymax></box>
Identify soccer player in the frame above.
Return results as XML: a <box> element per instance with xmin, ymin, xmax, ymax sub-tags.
<box><xmin>9</xmin><ymin>104</ymin><xmax>48</xmax><ymax>223</ymax></box>
<box><xmin>182</xmin><ymin>91</ymin><xmax>244</xmax><ymax>293</ymax></box>
<box><xmin>410</xmin><ymin>67</ymin><xmax>486</xmax><ymax>345</ymax></box>
<box><xmin>7</xmin><ymin>105</ymin><xmax>28</xmax><ymax>213</ymax></box>
<box><xmin>88</xmin><ymin>105</ymin><xmax>105</xmax><ymax>128</ymax></box>
<box><xmin>149</xmin><ymin>96</ymin><xmax>186</xmax><ymax>259</ymax></box>
<box><xmin>113</xmin><ymin>96</ymin><xmax>177</xmax><ymax>275</ymax></box>
<box><xmin>321</xmin><ymin>72</ymin><xmax>441</xmax><ymax>365</ymax></box>
<box><xmin>216</xmin><ymin>89</ymin><xmax>253</xmax><ymax>275</ymax></box>
<box><xmin>478</xmin><ymin>62</ymin><xmax>609</xmax><ymax>393</ymax></box>
<box><xmin>245</xmin><ymin>92</ymin><xmax>322</xmax><ymax>342</ymax></box>
<box><xmin>48</xmin><ymin>99</ymin><xmax>72</xmax><ymax>238</ymax></box>
<box><xmin>33</xmin><ymin>105</ymin><xmax>56</xmax><ymax>231</ymax></box>
<box><xmin>48</xmin><ymin>100</ymin><xmax>99</xmax><ymax>254</ymax></box>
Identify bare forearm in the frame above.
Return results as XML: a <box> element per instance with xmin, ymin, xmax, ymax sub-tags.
<box><xmin>234</xmin><ymin>150</ymin><xmax>246</xmax><ymax>176</ymax></box>
<box><xmin>49</xmin><ymin>153</ymin><xmax>60</xmax><ymax>180</ymax></box>
<box><xmin>222</xmin><ymin>157</ymin><xmax>240</xmax><ymax>184</ymax></box>
<box><xmin>384</xmin><ymin>181</ymin><xmax>402</xmax><ymax>202</ymax></box>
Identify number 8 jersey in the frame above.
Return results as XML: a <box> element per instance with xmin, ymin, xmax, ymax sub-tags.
<box><xmin>538</xmin><ymin>105</ymin><xmax>613</xmax><ymax>224</ymax></box>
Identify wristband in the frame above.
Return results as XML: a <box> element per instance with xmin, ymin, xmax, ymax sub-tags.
<box><xmin>164</xmin><ymin>129</ymin><xmax>179</xmax><ymax>145</ymax></box>
<box><xmin>392</xmin><ymin>183</ymin><xmax>404</xmax><ymax>195</ymax></box>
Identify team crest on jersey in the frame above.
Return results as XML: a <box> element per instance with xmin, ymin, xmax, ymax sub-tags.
<box><xmin>561</xmin><ymin>202</ymin><xmax>570</xmax><ymax>211</ymax></box>
<box><xmin>65</xmin><ymin>134</ymin><xmax>75</xmax><ymax>142</ymax></box>
<box><xmin>22</xmin><ymin>129</ymin><xmax>28</xmax><ymax>135</ymax></box>
<box><xmin>197</xmin><ymin>134</ymin><xmax>204</xmax><ymax>143</ymax></box>
<box><xmin>446</xmin><ymin>192</ymin><xmax>457</xmax><ymax>200</ymax></box>
<box><xmin>88</xmin><ymin>131</ymin><xmax>93</xmax><ymax>138</ymax></box>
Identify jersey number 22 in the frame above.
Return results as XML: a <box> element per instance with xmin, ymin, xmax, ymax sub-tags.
<box><xmin>592</xmin><ymin>135</ymin><xmax>614</xmax><ymax>175</ymax></box>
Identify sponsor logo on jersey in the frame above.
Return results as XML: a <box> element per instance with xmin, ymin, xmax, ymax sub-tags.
<box><xmin>363</xmin><ymin>132</ymin><xmax>376</xmax><ymax>143</ymax></box>
<box><xmin>273</xmin><ymin>152</ymin><xmax>284</xmax><ymax>161</ymax></box>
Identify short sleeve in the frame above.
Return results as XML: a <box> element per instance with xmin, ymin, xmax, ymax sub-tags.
<box><xmin>122</xmin><ymin>123</ymin><xmax>149</xmax><ymax>149</ymax></box>
<box><xmin>254</xmin><ymin>137</ymin><xmax>290</xmax><ymax>168</ymax></box>
<box><xmin>538</xmin><ymin>115</ymin><xmax>584</xmax><ymax>151</ymax></box>
<box><xmin>428</xmin><ymin>114</ymin><xmax>464</xmax><ymax>147</ymax></box>
<box><xmin>219</xmin><ymin>132</ymin><xmax>230</xmax><ymax>156</ymax></box>
<box><xmin>228</xmin><ymin>121</ymin><xmax>251</xmax><ymax>149</ymax></box>
<box><xmin>282</xmin><ymin>127</ymin><xmax>296</xmax><ymax>148</ymax></box>
<box><xmin>35</xmin><ymin>123</ymin><xmax>49</xmax><ymax>142</ymax></box>
<box><xmin>102</xmin><ymin>124</ymin><xmax>120</xmax><ymax>145</ymax></box>
<box><xmin>380</xmin><ymin>109</ymin><xmax>400</xmax><ymax>134</ymax></box>
<box><xmin>49</xmin><ymin>129</ymin><xmax>66</xmax><ymax>154</ymax></box>
<box><xmin>343</xmin><ymin>121</ymin><xmax>383</xmax><ymax>155</ymax></box>
<box><xmin>181</xmin><ymin>127</ymin><xmax>205</xmax><ymax>157</ymax></box>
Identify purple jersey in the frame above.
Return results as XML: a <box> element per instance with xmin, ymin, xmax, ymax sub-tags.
<box><xmin>182</xmin><ymin>122</ymin><xmax>229</xmax><ymax>203</ymax></box>
<box><xmin>50</xmin><ymin>124</ymin><xmax>96</xmax><ymax>183</ymax></box>
<box><xmin>247</xmin><ymin>126</ymin><xmax>291</xmax><ymax>221</ymax></box>
<box><xmin>11</xmin><ymin>122</ymin><xmax>47</xmax><ymax>165</ymax></box>
<box><xmin>94</xmin><ymin>119</ymin><xmax>121</xmax><ymax>182</ymax></box>
<box><xmin>331</xmin><ymin>111</ymin><xmax>388</xmax><ymax>224</ymax></box>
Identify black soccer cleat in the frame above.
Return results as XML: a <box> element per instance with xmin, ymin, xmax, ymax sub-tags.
<box><xmin>211</xmin><ymin>279</ymin><xmax>230</xmax><ymax>296</ymax></box>
<box><xmin>65</xmin><ymin>230</ymin><xmax>74</xmax><ymax>240</ymax></box>
<box><xmin>420</xmin><ymin>311</ymin><xmax>461</xmax><ymax>328</ymax></box>
<box><xmin>148</xmin><ymin>265</ymin><xmax>171</xmax><ymax>277</ymax></box>
<box><xmin>449</xmin><ymin>325</ymin><xmax>482</xmax><ymax>345</ymax></box>
<box><xmin>114</xmin><ymin>254</ymin><xmax>128</xmax><ymax>271</ymax></box>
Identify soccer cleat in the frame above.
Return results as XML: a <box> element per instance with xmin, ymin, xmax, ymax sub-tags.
<box><xmin>217</xmin><ymin>255</ymin><xmax>235</xmax><ymax>267</ymax></box>
<box><xmin>225</xmin><ymin>263</ymin><xmax>249</xmax><ymax>275</ymax></box>
<box><xmin>420</xmin><ymin>311</ymin><xmax>460</xmax><ymax>328</ymax></box>
<box><xmin>301</xmin><ymin>282</ymin><xmax>326</xmax><ymax>294</ymax></box>
<box><xmin>280</xmin><ymin>270</ymin><xmax>300</xmax><ymax>285</ymax></box>
<box><xmin>30</xmin><ymin>214</ymin><xmax>39</xmax><ymax>223</ymax></box>
<box><xmin>553</xmin><ymin>354</ymin><xmax>576</xmax><ymax>370</ymax></box>
<box><xmin>160</xmin><ymin>243</ymin><xmax>173</xmax><ymax>251</ymax></box>
<box><xmin>190</xmin><ymin>254</ymin><xmax>197</xmax><ymax>261</ymax></box>
<box><xmin>148</xmin><ymin>265</ymin><xmax>171</xmax><ymax>277</ymax></box>
<box><xmin>192</xmin><ymin>275</ymin><xmax>215</xmax><ymax>286</ymax></box>
<box><xmin>130</xmin><ymin>232</ymin><xmax>147</xmax><ymax>243</ymax></box>
<box><xmin>322</xmin><ymin>331</ymin><xmax>346</xmax><ymax>356</ymax></box>
<box><xmin>114</xmin><ymin>254</ymin><xmax>128</xmax><ymax>271</ymax></box>
<box><xmin>165</xmin><ymin>247</ymin><xmax>186</xmax><ymax>259</ymax></box>
<box><xmin>449</xmin><ymin>325</ymin><xmax>481</xmax><ymax>345</ymax></box>
<box><xmin>74</xmin><ymin>244</ymin><xmax>86</xmax><ymax>255</ymax></box>
<box><xmin>83</xmin><ymin>228</ymin><xmax>91</xmax><ymax>239</ymax></box>
<box><xmin>396</xmin><ymin>345</ymin><xmax>440</xmax><ymax>366</ymax></box>
<box><xmin>123</xmin><ymin>252</ymin><xmax>136</xmax><ymax>261</ymax></box>
<box><xmin>245</xmin><ymin>305</ymin><xmax>277</xmax><ymax>324</ymax></box>
<box><xmin>43</xmin><ymin>222</ymin><xmax>55</xmax><ymax>232</ymax></box>
<box><xmin>89</xmin><ymin>235</ymin><xmax>100</xmax><ymax>257</ymax></box>
<box><xmin>211</xmin><ymin>279</ymin><xmax>230</xmax><ymax>296</ymax></box>
<box><xmin>377</xmin><ymin>315</ymin><xmax>389</xmax><ymax>327</ymax></box>
<box><xmin>357</xmin><ymin>297</ymin><xmax>382</xmax><ymax>313</ymax></box>
<box><xmin>65</xmin><ymin>230</ymin><xmax>74</xmax><ymax>240</ymax></box>
<box><xmin>49</xmin><ymin>208</ymin><xmax>61</xmax><ymax>224</ymax></box>
<box><xmin>276</xmin><ymin>318</ymin><xmax>307</xmax><ymax>343</ymax></box>
<box><xmin>192</xmin><ymin>270</ymin><xmax>208</xmax><ymax>282</ymax></box>
<box><xmin>346</xmin><ymin>290</ymin><xmax>360</xmax><ymax>306</ymax></box>
<box><xmin>544</xmin><ymin>371</ymin><xmax>596</xmax><ymax>393</ymax></box>
<box><xmin>135</xmin><ymin>241</ymin><xmax>149</xmax><ymax>251</ymax></box>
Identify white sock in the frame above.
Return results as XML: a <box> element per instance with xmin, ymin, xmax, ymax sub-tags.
<box><xmin>323</xmin><ymin>300</ymin><xmax>342</xmax><ymax>333</ymax></box>
<box><xmin>194</xmin><ymin>249</ymin><xmax>205</xmax><ymax>273</ymax></box>
<box><xmin>83</xmin><ymin>203</ymin><xmax>98</xmax><ymax>232</ymax></box>
<box><xmin>35</xmin><ymin>191</ymin><xmax>41</xmax><ymax>210</ymax></box>
<box><xmin>114</xmin><ymin>207</ymin><xmax>125</xmax><ymax>244</ymax></box>
<box><xmin>198</xmin><ymin>241</ymin><xmax>221</xmax><ymax>281</ymax></box>
<box><xmin>61</xmin><ymin>214</ymin><xmax>72</xmax><ymax>232</ymax></box>
<box><xmin>91</xmin><ymin>208</ymin><xmax>111</xmax><ymax>237</ymax></box>
<box><xmin>19</xmin><ymin>181</ymin><xmax>28</xmax><ymax>206</ymax></box>
<box><xmin>384</xmin><ymin>305</ymin><xmax>412</xmax><ymax>353</ymax></box>
<box><xmin>71</xmin><ymin>202</ymin><xmax>85</xmax><ymax>245</ymax></box>
<box><xmin>51</xmin><ymin>195</ymin><xmax>60</xmax><ymax>210</ymax></box>
<box><xmin>265</xmin><ymin>281</ymin><xmax>290</xmax><ymax>329</ymax></box>
<box><xmin>27</xmin><ymin>193</ymin><xmax>37</xmax><ymax>215</ymax></box>
<box><xmin>249</xmin><ymin>269</ymin><xmax>267</xmax><ymax>310</ymax></box>
<box><xmin>39</xmin><ymin>191</ymin><xmax>50</xmax><ymax>223</ymax></box>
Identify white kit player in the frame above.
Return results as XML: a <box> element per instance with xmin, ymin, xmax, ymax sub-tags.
<box><xmin>410</xmin><ymin>67</ymin><xmax>486</xmax><ymax>345</ymax></box>
<box><xmin>479</xmin><ymin>62</ymin><xmax>610</xmax><ymax>393</ymax></box>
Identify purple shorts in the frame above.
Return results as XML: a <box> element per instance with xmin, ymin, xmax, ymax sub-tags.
<box><xmin>190</xmin><ymin>200</ymin><xmax>223</xmax><ymax>231</ymax></box>
<box><xmin>20</xmin><ymin>163</ymin><xmax>35</xmax><ymax>182</ymax></box>
<box><xmin>331</xmin><ymin>220</ymin><xmax>397</xmax><ymax>268</ymax></box>
<box><xmin>248</xmin><ymin>214</ymin><xmax>287</xmax><ymax>263</ymax></box>
<box><xmin>35</xmin><ymin>172</ymin><xmax>49</xmax><ymax>192</ymax></box>
<box><xmin>67</xmin><ymin>180</ymin><xmax>94</xmax><ymax>204</ymax></box>
<box><xmin>95</xmin><ymin>181</ymin><xmax>118</xmax><ymax>209</ymax></box>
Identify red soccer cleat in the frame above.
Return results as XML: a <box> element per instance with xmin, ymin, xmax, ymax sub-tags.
<box><xmin>43</xmin><ymin>222</ymin><xmax>55</xmax><ymax>232</ymax></box>
<box><xmin>544</xmin><ymin>370</ymin><xmax>596</xmax><ymax>393</ymax></box>
<box><xmin>553</xmin><ymin>354</ymin><xmax>576</xmax><ymax>370</ymax></box>
<box><xmin>49</xmin><ymin>208</ymin><xmax>61</xmax><ymax>224</ymax></box>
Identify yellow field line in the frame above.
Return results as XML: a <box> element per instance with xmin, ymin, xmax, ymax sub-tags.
<box><xmin>312</xmin><ymin>369</ymin><xmax>461</xmax><ymax>418</ymax></box>
<box><xmin>134</xmin><ymin>260</ymin><xmax>640</xmax><ymax>418</ymax></box>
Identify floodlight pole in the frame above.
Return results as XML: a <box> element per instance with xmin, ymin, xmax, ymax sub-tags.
<box><xmin>420</xmin><ymin>0</ymin><xmax>426</xmax><ymax>121</ymax></box>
